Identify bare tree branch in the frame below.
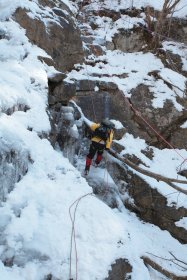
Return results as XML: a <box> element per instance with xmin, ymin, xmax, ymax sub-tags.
<box><xmin>169</xmin><ymin>252</ymin><xmax>187</xmax><ymax>267</ymax></box>
<box><xmin>167</xmin><ymin>0</ymin><xmax>181</xmax><ymax>13</ymax></box>
<box><xmin>146</xmin><ymin>252</ymin><xmax>187</xmax><ymax>271</ymax></box>
<box><xmin>108</xmin><ymin>149</ymin><xmax>187</xmax><ymax>195</ymax></box>
<box><xmin>146</xmin><ymin>0</ymin><xmax>182</xmax><ymax>48</ymax></box>
<box><xmin>142</xmin><ymin>256</ymin><xmax>187</xmax><ymax>280</ymax></box>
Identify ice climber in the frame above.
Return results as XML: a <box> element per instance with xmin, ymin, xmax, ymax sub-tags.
<box><xmin>84</xmin><ymin>118</ymin><xmax>115</xmax><ymax>175</ymax></box>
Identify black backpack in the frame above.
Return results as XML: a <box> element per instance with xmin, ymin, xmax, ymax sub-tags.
<box><xmin>94</xmin><ymin>124</ymin><xmax>110</xmax><ymax>141</ymax></box>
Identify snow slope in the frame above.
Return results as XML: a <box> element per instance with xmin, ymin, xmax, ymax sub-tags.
<box><xmin>0</xmin><ymin>0</ymin><xmax>187</xmax><ymax>280</ymax></box>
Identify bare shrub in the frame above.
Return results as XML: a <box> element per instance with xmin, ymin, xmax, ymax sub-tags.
<box><xmin>145</xmin><ymin>0</ymin><xmax>181</xmax><ymax>49</ymax></box>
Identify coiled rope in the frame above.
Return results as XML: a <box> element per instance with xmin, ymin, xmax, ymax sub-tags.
<box><xmin>69</xmin><ymin>192</ymin><xmax>93</xmax><ymax>280</ymax></box>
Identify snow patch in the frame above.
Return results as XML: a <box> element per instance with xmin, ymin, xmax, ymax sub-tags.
<box><xmin>175</xmin><ymin>217</ymin><xmax>187</xmax><ymax>230</ymax></box>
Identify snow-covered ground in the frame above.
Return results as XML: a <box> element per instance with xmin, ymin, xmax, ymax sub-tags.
<box><xmin>0</xmin><ymin>0</ymin><xmax>187</xmax><ymax>279</ymax></box>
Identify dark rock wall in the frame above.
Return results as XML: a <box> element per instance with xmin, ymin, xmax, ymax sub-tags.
<box><xmin>14</xmin><ymin>1</ymin><xmax>84</xmax><ymax>72</ymax></box>
<box><xmin>105</xmin><ymin>259</ymin><xmax>132</xmax><ymax>280</ymax></box>
<box><xmin>107</xmin><ymin>161</ymin><xmax>187</xmax><ymax>244</ymax></box>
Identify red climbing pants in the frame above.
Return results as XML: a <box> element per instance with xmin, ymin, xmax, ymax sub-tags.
<box><xmin>85</xmin><ymin>141</ymin><xmax>105</xmax><ymax>171</ymax></box>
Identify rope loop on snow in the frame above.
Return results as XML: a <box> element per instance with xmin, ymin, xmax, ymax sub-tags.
<box><xmin>69</xmin><ymin>192</ymin><xmax>93</xmax><ymax>280</ymax></box>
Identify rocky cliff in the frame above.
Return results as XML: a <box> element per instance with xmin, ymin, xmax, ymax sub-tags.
<box><xmin>0</xmin><ymin>0</ymin><xmax>187</xmax><ymax>279</ymax></box>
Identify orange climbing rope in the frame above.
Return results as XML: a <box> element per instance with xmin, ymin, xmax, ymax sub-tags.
<box><xmin>69</xmin><ymin>192</ymin><xmax>93</xmax><ymax>280</ymax></box>
<box><xmin>126</xmin><ymin>98</ymin><xmax>187</xmax><ymax>162</ymax></box>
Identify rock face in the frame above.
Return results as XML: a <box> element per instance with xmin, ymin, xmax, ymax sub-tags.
<box><xmin>74</xmin><ymin>79</ymin><xmax>133</xmax><ymax>126</ymax></box>
<box><xmin>107</xmin><ymin>161</ymin><xmax>187</xmax><ymax>244</ymax></box>
<box><xmin>14</xmin><ymin>0</ymin><xmax>84</xmax><ymax>72</ymax></box>
<box><xmin>105</xmin><ymin>259</ymin><xmax>132</xmax><ymax>280</ymax></box>
<box><xmin>111</xmin><ymin>28</ymin><xmax>145</xmax><ymax>52</ymax></box>
<box><xmin>13</xmin><ymin>0</ymin><xmax>85</xmax><ymax>161</ymax></box>
<box><xmin>170</xmin><ymin>127</ymin><xmax>187</xmax><ymax>148</ymax></box>
<box><xmin>130</xmin><ymin>84</ymin><xmax>187</xmax><ymax>148</ymax></box>
<box><xmin>48</xmin><ymin>73</ymin><xmax>76</xmax><ymax>106</ymax></box>
<box><xmin>75</xmin><ymin>80</ymin><xmax>187</xmax><ymax>149</ymax></box>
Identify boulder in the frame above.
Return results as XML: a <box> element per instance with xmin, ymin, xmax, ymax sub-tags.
<box><xmin>105</xmin><ymin>259</ymin><xmax>132</xmax><ymax>280</ymax></box>
<box><xmin>112</xmin><ymin>28</ymin><xmax>145</xmax><ymax>52</ymax></box>
<box><xmin>14</xmin><ymin>0</ymin><xmax>84</xmax><ymax>72</ymax></box>
<box><xmin>130</xmin><ymin>84</ymin><xmax>187</xmax><ymax>148</ymax></box>
<box><xmin>48</xmin><ymin>80</ymin><xmax>76</xmax><ymax>106</ymax></box>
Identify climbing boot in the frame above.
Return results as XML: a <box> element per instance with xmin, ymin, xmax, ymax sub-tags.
<box><xmin>84</xmin><ymin>168</ymin><xmax>89</xmax><ymax>176</ymax></box>
<box><xmin>95</xmin><ymin>154</ymin><xmax>102</xmax><ymax>167</ymax></box>
<box><xmin>84</xmin><ymin>165</ymin><xmax>90</xmax><ymax>175</ymax></box>
<box><xmin>93</xmin><ymin>161</ymin><xmax>99</xmax><ymax>168</ymax></box>
<box><xmin>84</xmin><ymin>157</ymin><xmax>91</xmax><ymax>175</ymax></box>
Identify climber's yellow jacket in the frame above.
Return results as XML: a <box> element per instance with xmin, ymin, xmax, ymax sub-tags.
<box><xmin>90</xmin><ymin>123</ymin><xmax>114</xmax><ymax>149</ymax></box>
